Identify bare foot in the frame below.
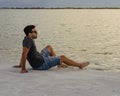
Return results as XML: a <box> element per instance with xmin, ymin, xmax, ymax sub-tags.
<box><xmin>79</xmin><ymin>62</ymin><xmax>90</xmax><ymax>69</ymax></box>
<box><xmin>13</xmin><ymin>65</ymin><xmax>21</xmax><ymax>68</ymax></box>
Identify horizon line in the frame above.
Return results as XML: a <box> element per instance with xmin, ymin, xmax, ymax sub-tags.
<box><xmin>1</xmin><ymin>7</ymin><xmax>120</xmax><ymax>9</ymax></box>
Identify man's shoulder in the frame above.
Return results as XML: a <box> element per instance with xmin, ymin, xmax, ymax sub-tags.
<box><xmin>23</xmin><ymin>37</ymin><xmax>32</xmax><ymax>42</ymax></box>
<box><xmin>23</xmin><ymin>36</ymin><xmax>31</xmax><ymax>40</ymax></box>
<box><xmin>22</xmin><ymin>36</ymin><xmax>33</xmax><ymax>46</ymax></box>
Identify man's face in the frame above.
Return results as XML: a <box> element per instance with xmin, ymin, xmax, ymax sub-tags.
<box><xmin>31</xmin><ymin>28</ymin><xmax>38</xmax><ymax>39</ymax></box>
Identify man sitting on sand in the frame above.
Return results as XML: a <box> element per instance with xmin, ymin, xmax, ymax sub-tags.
<box><xmin>13</xmin><ymin>25</ymin><xmax>89</xmax><ymax>73</ymax></box>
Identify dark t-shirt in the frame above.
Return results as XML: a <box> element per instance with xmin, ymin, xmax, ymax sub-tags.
<box><xmin>23</xmin><ymin>36</ymin><xmax>44</xmax><ymax>69</ymax></box>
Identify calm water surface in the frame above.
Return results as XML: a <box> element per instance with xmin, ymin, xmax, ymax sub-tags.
<box><xmin>0</xmin><ymin>9</ymin><xmax>120</xmax><ymax>71</ymax></box>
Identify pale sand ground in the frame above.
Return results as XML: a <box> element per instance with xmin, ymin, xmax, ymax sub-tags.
<box><xmin>0</xmin><ymin>62</ymin><xmax>120</xmax><ymax>96</ymax></box>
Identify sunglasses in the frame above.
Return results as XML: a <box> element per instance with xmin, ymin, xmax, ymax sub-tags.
<box><xmin>31</xmin><ymin>31</ymin><xmax>37</xmax><ymax>34</ymax></box>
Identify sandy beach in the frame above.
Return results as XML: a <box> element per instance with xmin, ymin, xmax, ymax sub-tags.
<box><xmin>0</xmin><ymin>61</ymin><xmax>119</xmax><ymax>96</ymax></box>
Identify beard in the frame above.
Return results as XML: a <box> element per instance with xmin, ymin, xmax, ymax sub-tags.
<box><xmin>33</xmin><ymin>36</ymin><xmax>37</xmax><ymax>39</ymax></box>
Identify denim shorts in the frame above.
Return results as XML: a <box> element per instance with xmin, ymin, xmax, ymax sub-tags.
<box><xmin>37</xmin><ymin>47</ymin><xmax>61</xmax><ymax>70</ymax></box>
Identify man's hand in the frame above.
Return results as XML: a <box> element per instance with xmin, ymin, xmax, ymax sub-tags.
<box><xmin>20</xmin><ymin>69</ymin><xmax>28</xmax><ymax>73</ymax></box>
<box><xmin>20</xmin><ymin>47</ymin><xmax>30</xmax><ymax>74</ymax></box>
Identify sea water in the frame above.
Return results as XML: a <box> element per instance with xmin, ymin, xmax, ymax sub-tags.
<box><xmin>0</xmin><ymin>9</ymin><xmax>120</xmax><ymax>71</ymax></box>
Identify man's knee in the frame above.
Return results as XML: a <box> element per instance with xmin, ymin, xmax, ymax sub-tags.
<box><xmin>60</xmin><ymin>55</ymin><xmax>66</xmax><ymax>60</ymax></box>
<box><xmin>46</xmin><ymin>45</ymin><xmax>51</xmax><ymax>49</ymax></box>
<box><xmin>46</xmin><ymin>45</ymin><xmax>53</xmax><ymax>51</ymax></box>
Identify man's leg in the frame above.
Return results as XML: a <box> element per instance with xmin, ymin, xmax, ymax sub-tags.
<box><xmin>46</xmin><ymin>45</ymin><xmax>56</xmax><ymax>56</ymax></box>
<box><xmin>60</xmin><ymin>55</ymin><xmax>89</xmax><ymax>69</ymax></box>
<box><xmin>46</xmin><ymin>45</ymin><xmax>68</xmax><ymax>68</ymax></box>
<box><xmin>45</xmin><ymin>45</ymin><xmax>89</xmax><ymax>69</ymax></box>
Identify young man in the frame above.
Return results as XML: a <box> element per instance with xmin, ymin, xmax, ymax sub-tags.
<box><xmin>13</xmin><ymin>25</ymin><xmax>89</xmax><ymax>73</ymax></box>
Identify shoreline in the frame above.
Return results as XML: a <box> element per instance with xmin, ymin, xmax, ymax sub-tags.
<box><xmin>1</xmin><ymin>7</ymin><xmax>120</xmax><ymax>10</ymax></box>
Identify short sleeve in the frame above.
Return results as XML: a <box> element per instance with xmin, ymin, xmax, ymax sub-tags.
<box><xmin>23</xmin><ymin>38</ymin><xmax>32</xmax><ymax>49</ymax></box>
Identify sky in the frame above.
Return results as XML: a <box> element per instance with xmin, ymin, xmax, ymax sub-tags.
<box><xmin>0</xmin><ymin>0</ymin><xmax>120</xmax><ymax>8</ymax></box>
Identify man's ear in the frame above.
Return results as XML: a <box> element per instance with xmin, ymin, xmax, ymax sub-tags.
<box><xmin>28</xmin><ymin>33</ymin><xmax>32</xmax><ymax>36</ymax></box>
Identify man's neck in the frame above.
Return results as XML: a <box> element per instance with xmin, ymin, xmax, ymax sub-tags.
<box><xmin>27</xmin><ymin>35</ymin><xmax>33</xmax><ymax>39</ymax></box>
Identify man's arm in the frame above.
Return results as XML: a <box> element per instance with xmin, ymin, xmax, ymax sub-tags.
<box><xmin>20</xmin><ymin>47</ymin><xmax>30</xmax><ymax>73</ymax></box>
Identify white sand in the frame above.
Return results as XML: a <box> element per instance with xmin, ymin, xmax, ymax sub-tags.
<box><xmin>0</xmin><ymin>62</ymin><xmax>120</xmax><ymax>96</ymax></box>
